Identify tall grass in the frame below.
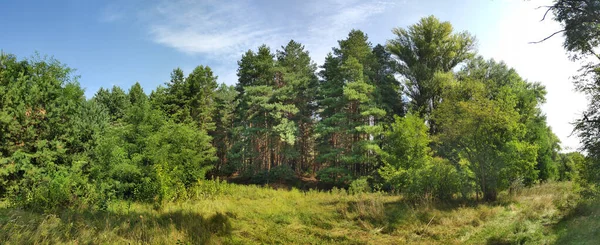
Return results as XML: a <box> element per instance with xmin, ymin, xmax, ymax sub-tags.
<box><xmin>0</xmin><ymin>181</ymin><xmax>593</xmax><ymax>244</ymax></box>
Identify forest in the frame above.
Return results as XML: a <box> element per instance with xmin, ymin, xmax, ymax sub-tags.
<box><xmin>2</xmin><ymin>1</ymin><xmax>600</xmax><ymax>244</ymax></box>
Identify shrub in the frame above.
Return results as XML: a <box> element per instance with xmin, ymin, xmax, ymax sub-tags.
<box><xmin>10</xmin><ymin>163</ymin><xmax>97</xmax><ymax>212</ymax></box>
<box><xmin>268</xmin><ymin>165</ymin><xmax>297</xmax><ymax>183</ymax></box>
<box><xmin>317</xmin><ymin>167</ymin><xmax>354</xmax><ymax>188</ymax></box>
<box><xmin>349</xmin><ymin>177</ymin><xmax>371</xmax><ymax>195</ymax></box>
<box><xmin>428</xmin><ymin>158</ymin><xmax>461</xmax><ymax>201</ymax></box>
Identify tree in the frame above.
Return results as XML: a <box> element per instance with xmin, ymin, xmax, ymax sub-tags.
<box><xmin>185</xmin><ymin>65</ymin><xmax>218</xmax><ymax>132</ymax></box>
<box><xmin>147</xmin><ymin>121</ymin><xmax>216</xmax><ymax>201</ymax></box>
<box><xmin>378</xmin><ymin>114</ymin><xmax>460</xmax><ymax>201</ymax></box>
<box><xmin>538</xmin><ymin>0</ymin><xmax>600</xmax><ymax>60</ymax></box>
<box><xmin>153</xmin><ymin>66</ymin><xmax>218</xmax><ymax>132</ymax></box>
<box><xmin>435</xmin><ymin>77</ymin><xmax>537</xmax><ymax>201</ymax></box>
<box><xmin>0</xmin><ymin>53</ymin><xmax>95</xmax><ymax>206</ymax></box>
<box><xmin>456</xmin><ymin>57</ymin><xmax>559</xmax><ymax>183</ymax></box>
<box><xmin>154</xmin><ymin>68</ymin><xmax>187</xmax><ymax>121</ymax></box>
<box><xmin>544</xmin><ymin>0</ymin><xmax>600</xmax><ymax>190</ymax></box>
<box><xmin>128</xmin><ymin>82</ymin><xmax>147</xmax><ymax>107</ymax></box>
<box><xmin>316</xmin><ymin>30</ymin><xmax>386</xmax><ymax>181</ymax></box>
<box><xmin>93</xmin><ymin>85</ymin><xmax>130</xmax><ymax>122</ymax></box>
<box><xmin>558</xmin><ymin>151</ymin><xmax>584</xmax><ymax>181</ymax></box>
<box><xmin>341</xmin><ymin>56</ymin><xmax>386</xmax><ymax>176</ymax></box>
<box><xmin>213</xmin><ymin>84</ymin><xmax>238</xmax><ymax>174</ymax></box>
<box><xmin>275</xmin><ymin>40</ymin><xmax>319</xmax><ymax>173</ymax></box>
<box><xmin>371</xmin><ymin>44</ymin><xmax>405</xmax><ymax>122</ymax></box>
<box><xmin>232</xmin><ymin>45</ymin><xmax>297</xmax><ymax>175</ymax></box>
<box><xmin>387</xmin><ymin>15</ymin><xmax>475</xmax><ymax>129</ymax></box>
<box><xmin>315</xmin><ymin>54</ymin><xmax>346</xmax><ymax>167</ymax></box>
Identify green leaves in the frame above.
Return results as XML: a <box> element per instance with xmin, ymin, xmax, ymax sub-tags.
<box><xmin>387</xmin><ymin>15</ymin><xmax>475</xmax><ymax>119</ymax></box>
<box><xmin>433</xmin><ymin>57</ymin><xmax>549</xmax><ymax>201</ymax></box>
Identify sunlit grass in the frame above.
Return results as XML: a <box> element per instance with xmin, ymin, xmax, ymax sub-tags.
<box><xmin>0</xmin><ymin>181</ymin><xmax>595</xmax><ymax>244</ymax></box>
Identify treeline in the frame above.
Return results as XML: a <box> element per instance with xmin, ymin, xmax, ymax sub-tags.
<box><xmin>0</xmin><ymin>16</ymin><xmax>583</xmax><ymax>210</ymax></box>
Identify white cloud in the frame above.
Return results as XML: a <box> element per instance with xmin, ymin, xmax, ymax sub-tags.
<box><xmin>143</xmin><ymin>0</ymin><xmax>287</xmax><ymax>60</ymax></box>
<box><xmin>136</xmin><ymin>0</ymin><xmax>397</xmax><ymax>84</ymax></box>
<box><xmin>303</xmin><ymin>0</ymin><xmax>397</xmax><ymax>63</ymax></box>
<box><xmin>141</xmin><ymin>0</ymin><xmax>395</xmax><ymax>61</ymax></box>
<box><xmin>150</xmin><ymin>24</ymin><xmax>280</xmax><ymax>56</ymax></box>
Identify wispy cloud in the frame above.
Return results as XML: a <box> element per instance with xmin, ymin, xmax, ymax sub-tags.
<box><xmin>308</xmin><ymin>0</ymin><xmax>394</xmax><ymax>38</ymax></box>
<box><xmin>303</xmin><ymin>0</ymin><xmax>396</xmax><ymax>63</ymax></box>
<box><xmin>142</xmin><ymin>0</ymin><xmax>288</xmax><ymax>60</ymax></box>
<box><xmin>137</xmin><ymin>0</ymin><xmax>396</xmax><ymax>62</ymax></box>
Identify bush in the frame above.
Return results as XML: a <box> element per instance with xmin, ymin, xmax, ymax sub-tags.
<box><xmin>317</xmin><ymin>167</ymin><xmax>354</xmax><ymax>188</ymax></box>
<box><xmin>428</xmin><ymin>158</ymin><xmax>461</xmax><ymax>201</ymax></box>
<box><xmin>10</xmin><ymin>163</ymin><xmax>98</xmax><ymax>212</ymax></box>
<box><xmin>349</xmin><ymin>177</ymin><xmax>371</xmax><ymax>195</ymax></box>
<box><xmin>268</xmin><ymin>165</ymin><xmax>297</xmax><ymax>183</ymax></box>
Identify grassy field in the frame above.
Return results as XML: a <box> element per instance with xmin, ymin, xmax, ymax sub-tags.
<box><xmin>0</xmin><ymin>181</ymin><xmax>597</xmax><ymax>244</ymax></box>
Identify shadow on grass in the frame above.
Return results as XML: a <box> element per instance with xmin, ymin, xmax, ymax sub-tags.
<box><xmin>0</xmin><ymin>205</ymin><xmax>233</xmax><ymax>245</ymax></box>
<box><xmin>551</xmin><ymin>198</ymin><xmax>600</xmax><ymax>245</ymax></box>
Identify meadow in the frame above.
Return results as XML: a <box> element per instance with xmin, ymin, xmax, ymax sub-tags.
<box><xmin>1</xmin><ymin>180</ymin><xmax>596</xmax><ymax>245</ymax></box>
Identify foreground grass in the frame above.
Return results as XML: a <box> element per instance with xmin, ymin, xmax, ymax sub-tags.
<box><xmin>552</xmin><ymin>197</ymin><xmax>600</xmax><ymax>245</ymax></box>
<box><xmin>0</xmin><ymin>181</ymin><xmax>595</xmax><ymax>244</ymax></box>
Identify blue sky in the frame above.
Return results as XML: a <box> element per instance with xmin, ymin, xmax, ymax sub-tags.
<box><xmin>0</xmin><ymin>0</ymin><xmax>588</xmax><ymax>150</ymax></box>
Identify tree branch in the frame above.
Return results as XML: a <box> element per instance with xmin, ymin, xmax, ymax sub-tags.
<box><xmin>536</xmin><ymin>5</ymin><xmax>555</xmax><ymax>21</ymax></box>
<box><xmin>529</xmin><ymin>30</ymin><xmax>566</xmax><ymax>44</ymax></box>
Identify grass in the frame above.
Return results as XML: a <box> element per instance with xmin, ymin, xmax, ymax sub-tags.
<box><xmin>0</xmin><ymin>181</ymin><xmax>597</xmax><ymax>244</ymax></box>
<box><xmin>552</xmin><ymin>197</ymin><xmax>600</xmax><ymax>245</ymax></box>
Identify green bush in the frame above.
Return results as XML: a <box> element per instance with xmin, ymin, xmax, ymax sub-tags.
<box><xmin>268</xmin><ymin>165</ymin><xmax>297</xmax><ymax>183</ymax></box>
<box><xmin>317</xmin><ymin>167</ymin><xmax>354</xmax><ymax>188</ymax></box>
<box><xmin>10</xmin><ymin>163</ymin><xmax>98</xmax><ymax>212</ymax></box>
<box><xmin>349</xmin><ymin>177</ymin><xmax>371</xmax><ymax>194</ymax></box>
<box><xmin>427</xmin><ymin>158</ymin><xmax>461</xmax><ymax>201</ymax></box>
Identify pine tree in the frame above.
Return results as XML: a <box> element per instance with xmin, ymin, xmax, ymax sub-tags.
<box><xmin>316</xmin><ymin>30</ymin><xmax>386</xmax><ymax>181</ymax></box>
<box><xmin>232</xmin><ymin>45</ymin><xmax>277</xmax><ymax>173</ymax></box>
<box><xmin>213</xmin><ymin>84</ymin><xmax>238</xmax><ymax>174</ymax></box>
<box><xmin>275</xmin><ymin>40</ymin><xmax>319</xmax><ymax>173</ymax></box>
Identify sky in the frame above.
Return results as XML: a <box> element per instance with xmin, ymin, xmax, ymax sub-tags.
<box><xmin>0</xmin><ymin>0</ymin><xmax>588</xmax><ymax>151</ymax></box>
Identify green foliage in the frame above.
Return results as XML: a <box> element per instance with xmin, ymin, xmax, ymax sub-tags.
<box><xmin>240</xmin><ymin>165</ymin><xmax>298</xmax><ymax>185</ymax></box>
<box><xmin>348</xmin><ymin>177</ymin><xmax>371</xmax><ymax>194</ymax></box>
<box><xmin>213</xmin><ymin>84</ymin><xmax>238</xmax><ymax>174</ymax></box>
<box><xmin>378</xmin><ymin>114</ymin><xmax>431</xmax><ymax>188</ymax></box>
<box><xmin>268</xmin><ymin>165</ymin><xmax>297</xmax><ymax>183</ymax></box>
<box><xmin>0</xmin><ymin>53</ymin><xmax>104</xmax><ymax>208</ymax></box>
<box><xmin>147</xmin><ymin>122</ymin><xmax>216</xmax><ymax>201</ymax></box>
<box><xmin>316</xmin><ymin>30</ymin><xmax>386</xmax><ymax>178</ymax></box>
<box><xmin>378</xmin><ymin>114</ymin><xmax>460</xmax><ymax>201</ymax></box>
<box><xmin>550</xmin><ymin>0</ymin><xmax>600</xmax><ymax>61</ymax></box>
<box><xmin>559</xmin><ymin>151</ymin><xmax>584</xmax><ymax>182</ymax></box>
<box><xmin>387</xmin><ymin>15</ymin><xmax>475</xmax><ymax>119</ymax></box>
<box><xmin>12</xmin><ymin>164</ymin><xmax>97</xmax><ymax>212</ymax></box>
<box><xmin>435</xmin><ymin>68</ymin><xmax>540</xmax><ymax>201</ymax></box>
<box><xmin>317</xmin><ymin>167</ymin><xmax>354</xmax><ymax>188</ymax></box>
<box><xmin>153</xmin><ymin>66</ymin><xmax>218</xmax><ymax>131</ymax></box>
<box><xmin>94</xmin><ymin>86</ymin><xmax>130</xmax><ymax>121</ymax></box>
